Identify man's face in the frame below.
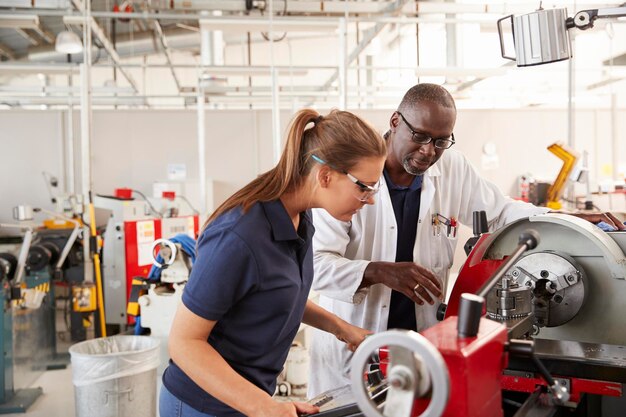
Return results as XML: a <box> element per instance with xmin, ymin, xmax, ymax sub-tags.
<box><xmin>388</xmin><ymin>101</ymin><xmax>456</xmax><ymax>176</ymax></box>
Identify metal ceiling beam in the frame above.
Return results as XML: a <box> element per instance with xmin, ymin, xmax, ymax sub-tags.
<box><xmin>15</xmin><ymin>28</ymin><xmax>40</xmax><ymax>45</ymax></box>
<box><xmin>33</xmin><ymin>23</ymin><xmax>55</xmax><ymax>43</ymax></box>
<box><xmin>64</xmin><ymin>13</ymin><xmax>140</xmax><ymax>93</ymax></box>
<box><xmin>603</xmin><ymin>53</ymin><xmax>626</xmax><ymax>66</ymax></box>
<box><xmin>320</xmin><ymin>0</ymin><xmax>409</xmax><ymax>91</ymax></box>
<box><xmin>153</xmin><ymin>19</ymin><xmax>182</xmax><ymax>92</ymax></box>
<box><xmin>7</xmin><ymin>2</ymin><xmax>616</xmax><ymax>17</ymax></box>
<box><xmin>0</xmin><ymin>62</ymin><xmax>77</xmax><ymax>72</ymax></box>
<box><xmin>586</xmin><ymin>77</ymin><xmax>626</xmax><ymax>90</ymax></box>
<box><xmin>0</xmin><ymin>40</ymin><xmax>15</xmax><ymax>59</ymax></box>
<box><xmin>0</xmin><ymin>14</ymin><xmax>40</xmax><ymax>28</ymax></box>
<box><xmin>0</xmin><ymin>0</ymin><xmax>71</xmax><ymax>8</ymax></box>
<box><xmin>455</xmin><ymin>61</ymin><xmax>515</xmax><ymax>92</ymax></box>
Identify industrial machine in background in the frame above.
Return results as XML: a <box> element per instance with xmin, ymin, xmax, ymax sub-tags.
<box><xmin>131</xmin><ymin>236</ymin><xmax>194</xmax><ymax>380</ymax></box>
<box><xmin>0</xmin><ymin>203</ymin><xmax>90</xmax><ymax>413</ymax></box>
<box><xmin>519</xmin><ymin>142</ymin><xmax>587</xmax><ymax>210</ymax></box>
<box><xmin>545</xmin><ymin>143</ymin><xmax>580</xmax><ymax>210</ymax></box>
<box><xmin>94</xmin><ymin>188</ymin><xmax>199</xmax><ymax>331</ymax></box>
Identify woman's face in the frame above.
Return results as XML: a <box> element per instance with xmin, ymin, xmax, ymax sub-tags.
<box><xmin>322</xmin><ymin>155</ymin><xmax>386</xmax><ymax>222</ymax></box>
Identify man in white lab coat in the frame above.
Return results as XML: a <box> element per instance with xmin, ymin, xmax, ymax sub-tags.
<box><xmin>307</xmin><ymin>83</ymin><xmax>624</xmax><ymax>397</ymax></box>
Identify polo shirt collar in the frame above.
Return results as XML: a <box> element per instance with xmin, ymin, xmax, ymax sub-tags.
<box><xmin>261</xmin><ymin>200</ymin><xmax>313</xmax><ymax>242</ymax></box>
<box><xmin>383</xmin><ymin>168</ymin><xmax>423</xmax><ymax>191</ymax></box>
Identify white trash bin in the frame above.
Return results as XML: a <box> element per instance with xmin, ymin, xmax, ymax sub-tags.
<box><xmin>69</xmin><ymin>336</ymin><xmax>160</xmax><ymax>417</ymax></box>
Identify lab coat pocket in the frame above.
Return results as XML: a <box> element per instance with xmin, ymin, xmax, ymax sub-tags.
<box><xmin>430</xmin><ymin>233</ymin><xmax>457</xmax><ymax>270</ymax></box>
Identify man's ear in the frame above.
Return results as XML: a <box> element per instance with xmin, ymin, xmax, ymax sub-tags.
<box><xmin>390</xmin><ymin>111</ymin><xmax>400</xmax><ymax>132</ymax></box>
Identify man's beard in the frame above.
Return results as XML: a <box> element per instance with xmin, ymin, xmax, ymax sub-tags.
<box><xmin>402</xmin><ymin>155</ymin><xmax>425</xmax><ymax>176</ymax></box>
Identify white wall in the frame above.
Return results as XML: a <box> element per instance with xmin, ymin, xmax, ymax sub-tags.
<box><xmin>1</xmin><ymin>108</ymin><xmax>624</xmax><ymax>229</ymax></box>
<box><xmin>0</xmin><ymin>111</ymin><xmax>67</xmax><ymax>222</ymax></box>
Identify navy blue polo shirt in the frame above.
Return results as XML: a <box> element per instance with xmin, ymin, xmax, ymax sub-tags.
<box><xmin>384</xmin><ymin>170</ymin><xmax>423</xmax><ymax>331</ymax></box>
<box><xmin>162</xmin><ymin>200</ymin><xmax>315</xmax><ymax>416</ymax></box>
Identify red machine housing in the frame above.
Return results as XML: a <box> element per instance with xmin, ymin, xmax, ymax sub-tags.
<box><xmin>376</xmin><ymin>317</ymin><xmax>507</xmax><ymax>417</ymax></box>
<box><xmin>417</xmin><ymin>317</ymin><xmax>508</xmax><ymax>417</ymax></box>
<box><xmin>122</xmin><ymin>216</ymin><xmax>199</xmax><ymax>324</ymax></box>
<box><xmin>442</xmin><ymin>232</ymin><xmax>622</xmax><ymax>408</ymax></box>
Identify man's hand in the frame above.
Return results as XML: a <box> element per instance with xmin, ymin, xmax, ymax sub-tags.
<box><xmin>362</xmin><ymin>262</ymin><xmax>443</xmax><ymax>305</ymax></box>
<box><xmin>559</xmin><ymin>212</ymin><xmax>625</xmax><ymax>231</ymax></box>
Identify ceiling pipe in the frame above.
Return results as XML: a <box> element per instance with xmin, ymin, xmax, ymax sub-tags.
<box><xmin>6</xmin><ymin>2</ymin><xmax>615</xmax><ymax>16</ymax></box>
<box><xmin>28</xmin><ymin>27</ymin><xmax>199</xmax><ymax>62</ymax></box>
<box><xmin>24</xmin><ymin>14</ymin><xmax>501</xmax><ymax>63</ymax></box>
<box><xmin>0</xmin><ymin>0</ymin><xmax>71</xmax><ymax>8</ymax></box>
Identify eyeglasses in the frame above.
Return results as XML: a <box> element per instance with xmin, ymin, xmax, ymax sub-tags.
<box><xmin>311</xmin><ymin>154</ymin><xmax>380</xmax><ymax>202</ymax></box>
<box><xmin>396</xmin><ymin>112</ymin><xmax>455</xmax><ymax>150</ymax></box>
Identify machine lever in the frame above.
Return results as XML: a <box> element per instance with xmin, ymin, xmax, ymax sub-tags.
<box><xmin>508</xmin><ymin>339</ymin><xmax>570</xmax><ymax>404</ymax></box>
<box><xmin>464</xmin><ymin>210</ymin><xmax>489</xmax><ymax>255</ymax></box>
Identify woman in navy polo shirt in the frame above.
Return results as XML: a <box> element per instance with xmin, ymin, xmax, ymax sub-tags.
<box><xmin>160</xmin><ymin>109</ymin><xmax>386</xmax><ymax>417</ymax></box>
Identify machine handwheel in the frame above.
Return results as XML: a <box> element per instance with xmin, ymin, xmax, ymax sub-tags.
<box><xmin>150</xmin><ymin>238</ymin><xmax>178</xmax><ymax>268</ymax></box>
<box><xmin>351</xmin><ymin>330</ymin><xmax>450</xmax><ymax>417</ymax></box>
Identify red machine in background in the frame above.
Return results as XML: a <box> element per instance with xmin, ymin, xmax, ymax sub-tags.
<box><xmin>94</xmin><ymin>188</ymin><xmax>199</xmax><ymax>328</ymax></box>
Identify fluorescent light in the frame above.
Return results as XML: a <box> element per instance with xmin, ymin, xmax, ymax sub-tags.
<box><xmin>55</xmin><ymin>30</ymin><xmax>83</xmax><ymax>54</ymax></box>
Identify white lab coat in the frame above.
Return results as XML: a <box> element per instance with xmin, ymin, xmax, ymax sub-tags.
<box><xmin>308</xmin><ymin>149</ymin><xmax>549</xmax><ymax>397</ymax></box>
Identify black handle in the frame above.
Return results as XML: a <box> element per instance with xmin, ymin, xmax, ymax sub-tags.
<box><xmin>457</xmin><ymin>293</ymin><xmax>484</xmax><ymax>338</ymax></box>
<box><xmin>497</xmin><ymin>15</ymin><xmax>516</xmax><ymax>61</ymax></box>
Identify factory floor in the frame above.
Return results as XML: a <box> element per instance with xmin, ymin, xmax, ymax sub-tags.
<box><xmin>6</xmin><ymin>296</ymin><xmax>306</xmax><ymax>417</ymax></box>
<box><xmin>5</xmin><ymin>365</ymin><xmax>76</xmax><ymax>417</ymax></box>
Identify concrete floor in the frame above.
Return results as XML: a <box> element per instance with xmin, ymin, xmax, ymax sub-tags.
<box><xmin>5</xmin><ymin>366</ymin><xmax>75</xmax><ymax>417</ymax></box>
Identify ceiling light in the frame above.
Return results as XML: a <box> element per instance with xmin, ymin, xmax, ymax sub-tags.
<box><xmin>55</xmin><ymin>31</ymin><xmax>83</xmax><ymax>54</ymax></box>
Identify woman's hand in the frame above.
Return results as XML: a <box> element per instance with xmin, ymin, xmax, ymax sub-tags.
<box><xmin>302</xmin><ymin>299</ymin><xmax>371</xmax><ymax>351</ymax></box>
<box><xmin>251</xmin><ymin>399</ymin><xmax>319</xmax><ymax>417</ymax></box>
<box><xmin>335</xmin><ymin>321</ymin><xmax>372</xmax><ymax>352</ymax></box>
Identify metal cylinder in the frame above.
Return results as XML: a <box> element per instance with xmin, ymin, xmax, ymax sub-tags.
<box><xmin>457</xmin><ymin>293</ymin><xmax>484</xmax><ymax>338</ymax></box>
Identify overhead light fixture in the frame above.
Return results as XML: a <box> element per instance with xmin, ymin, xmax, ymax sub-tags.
<box><xmin>55</xmin><ymin>31</ymin><xmax>83</xmax><ymax>54</ymax></box>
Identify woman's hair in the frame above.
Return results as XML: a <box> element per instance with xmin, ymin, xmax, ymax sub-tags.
<box><xmin>202</xmin><ymin>108</ymin><xmax>386</xmax><ymax>229</ymax></box>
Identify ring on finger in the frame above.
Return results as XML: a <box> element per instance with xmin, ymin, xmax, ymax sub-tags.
<box><xmin>413</xmin><ymin>283</ymin><xmax>420</xmax><ymax>296</ymax></box>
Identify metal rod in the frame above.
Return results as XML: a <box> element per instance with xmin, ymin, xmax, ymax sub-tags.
<box><xmin>198</xmin><ymin>17</ymin><xmax>208</xmax><ymax>215</ymax></box>
<box><xmin>566</xmin><ymin>36</ymin><xmax>576</xmax><ymax>209</ymax></box>
<box><xmin>153</xmin><ymin>19</ymin><xmax>182</xmax><ymax>92</ymax></box>
<box><xmin>269</xmin><ymin>0</ymin><xmax>281</xmax><ymax>164</ymax></box>
<box><xmin>67</xmin><ymin>69</ymin><xmax>75</xmax><ymax>194</ymax></box>
<box><xmin>2</xmin><ymin>9</ymin><xmax>537</xmax><ymax>24</ymax></box>
<box><xmin>338</xmin><ymin>16</ymin><xmax>347</xmax><ymax>109</ymax></box>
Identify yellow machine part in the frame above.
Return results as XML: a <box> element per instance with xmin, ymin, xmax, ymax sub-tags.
<box><xmin>72</xmin><ymin>283</ymin><xmax>97</xmax><ymax>313</ymax></box>
<box><xmin>546</xmin><ymin>142</ymin><xmax>579</xmax><ymax>210</ymax></box>
<box><xmin>43</xmin><ymin>218</ymin><xmax>83</xmax><ymax>229</ymax></box>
